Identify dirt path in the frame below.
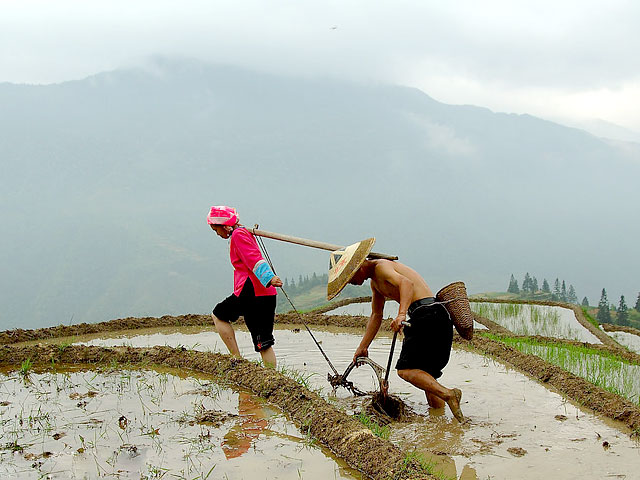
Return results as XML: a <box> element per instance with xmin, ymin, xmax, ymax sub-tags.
<box><xmin>0</xmin><ymin>343</ymin><xmax>436</xmax><ymax>480</ymax></box>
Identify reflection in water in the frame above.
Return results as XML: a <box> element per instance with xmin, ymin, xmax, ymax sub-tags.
<box><xmin>222</xmin><ymin>392</ymin><xmax>268</xmax><ymax>459</ymax></box>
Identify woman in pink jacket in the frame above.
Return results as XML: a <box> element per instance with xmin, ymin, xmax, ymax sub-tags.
<box><xmin>208</xmin><ymin>206</ymin><xmax>283</xmax><ymax>367</ymax></box>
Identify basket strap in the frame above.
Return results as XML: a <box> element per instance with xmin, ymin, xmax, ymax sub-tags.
<box><xmin>412</xmin><ymin>297</ymin><xmax>465</xmax><ymax>312</ymax></box>
<box><xmin>410</xmin><ymin>297</ymin><xmax>468</xmax><ymax>324</ymax></box>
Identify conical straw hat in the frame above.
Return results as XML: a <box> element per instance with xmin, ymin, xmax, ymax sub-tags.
<box><xmin>327</xmin><ymin>238</ymin><xmax>376</xmax><ymax>300</ymax></box>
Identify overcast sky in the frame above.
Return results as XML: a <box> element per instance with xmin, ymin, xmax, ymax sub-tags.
<box><xmin>2</xmin><ymin>0</ymin><xmax>639</xmax><ymax>133</ymax></box>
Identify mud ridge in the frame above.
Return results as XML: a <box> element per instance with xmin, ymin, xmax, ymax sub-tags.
<box><xmin>0</xmin><ymin>298</ymin><xmax>375</xmax><ymax>346</ymax></box>
<box><xmin>0</xmin><ymin>344</ymin><xmax>436</xmax><ymax>480</ymax></box>
<box><xmin>0</xmin><ymin>314</ymin><xmax>214</xmax><ymax>346</ymax></box>
<box><xmin>601</xmin><ymin>323</ymin><xmax>640</xmax><ymax>337</ymax></box>
<box><xmin>459</xmin><ymin>335</ymin><xmax>640</xmax><ymax>431</ymax></box>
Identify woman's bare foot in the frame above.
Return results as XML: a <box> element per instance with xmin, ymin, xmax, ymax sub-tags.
<box><xmin>447</xmin><ymin>388</ymin><xmax>464</xmax><ymax>422</ymax></box>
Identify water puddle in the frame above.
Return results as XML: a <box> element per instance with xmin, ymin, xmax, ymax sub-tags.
<box><xmin>0</xmin><ymin>366</ymin><xmax>359</xmax><ymax>479</ymax></box>
<box><xmin>19</xmin><ymin>324</ymin><xmax>636</xmax><ymax>479</ymax></box>
<box><xmin>470</xmin><ymin>302</ymin><xmax>601</xmax><ymax>342</ymax></box>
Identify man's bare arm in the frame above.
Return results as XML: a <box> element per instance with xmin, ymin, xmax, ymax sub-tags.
<box><xmin>353</xmin><ymin>288</ymin><xmax>386</xmax><ymax>361</ymax></box>
<box><xmin>374</xmin><ymin>262</ymin><xmax>414</xmax><ymax>332</ymax></box>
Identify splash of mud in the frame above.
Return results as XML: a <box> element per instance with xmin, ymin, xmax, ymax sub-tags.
<box><xmin>369</xmin><ymin>392</ymin><xmax>411</xmax><ymax>422</ymax></box>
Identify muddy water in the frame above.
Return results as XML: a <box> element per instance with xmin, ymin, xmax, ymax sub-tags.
<box><xmin>470</xmin><ymin>302</ymin><xmax>601</xmax><ymax>343</ymax></box>
<box><xmin>0</xmin><ymin>367</ymin><xmax>359</xmax><ymax>479</ymax></box>
<box><xmin>606</xmin><ymin>330</ymin><xmax>640</xmax><ymax>354</ymax></box>
<box><xmin>43</xmin><ymin>325</ymin><xmax>640</xmax><ymax>479</ymax></box>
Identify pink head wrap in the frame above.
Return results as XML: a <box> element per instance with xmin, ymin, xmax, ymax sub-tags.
<box><xmin>207</xmin><ymin>206</ymin><xmax>239</xmax><ymax>226</ymax></box>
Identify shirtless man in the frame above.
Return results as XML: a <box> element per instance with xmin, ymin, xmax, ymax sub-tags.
<box><xmin>349</xmin><ymin>259</ymin><xmax>464</xmax><ymax>422</ymax></box>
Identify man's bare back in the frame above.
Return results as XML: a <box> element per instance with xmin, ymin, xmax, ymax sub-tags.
<box><xmin>369</xmin><ymin>259</ymin><xmax>433</xmax><ymax>304</ymax></box>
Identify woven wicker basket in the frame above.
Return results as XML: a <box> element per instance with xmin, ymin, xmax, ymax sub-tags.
<box><xmin>436</xmin><ymin>281</ymin><xmax>474</xmax><ymax>340</ymax></box>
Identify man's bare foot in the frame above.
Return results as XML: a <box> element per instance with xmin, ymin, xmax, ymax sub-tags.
<box><xmin>447</xmin><ymin>388</ymin><xmax>464</xmax><ymax>423</ymax></box>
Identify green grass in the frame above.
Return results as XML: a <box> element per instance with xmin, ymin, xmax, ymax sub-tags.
<box><xmin>278</xmin><ymin>365</ymin><xmax>320</xmax><ymax>393</ymax></box>
<box><xmin>19</xmin><ymin>358</ymin><xmax>33</xmax><ymax>376</ymax></box>
<box><xmin>355</xmin><ymin>412</ymin><xmax>390</xmax><ymax>439</ymax></box>
<box><xmin>399</xmin><ymin>450</ymin><xmax>455</xmax><ymax>480</ymax></box>
<box><xmin>581</xmin><ymin>307</ymin><xmax>599</xmax><ymax>328</ymax></box>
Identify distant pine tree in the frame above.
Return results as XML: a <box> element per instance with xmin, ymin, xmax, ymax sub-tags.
<box><xmin>532</xmin><ymin>277</ymin><xmax>539</xmax><ymax>292</ymax></box>
<box><xmin>507</xmin><ymin>274</ymin><xmax>520</xmax><ymax>294</ymax></box>
<box><xmin>567</xmin><ymin>285</ymin><xmax>578</xmax><ymax>304</ymax></box>
<box><xmin>553</xmin><ymin>278</ymin><xmax>561</xmax><ymax>300</ymax></box>
<box><xmin>618</xmin><ymin>295</ymin><xmax>629</xmax><ymax>326</ymax></box>
<box><xmin>597</xmin><ymin>288</ymin><xmax>611</xmax><ymax>323</ymax></box>
<box><xmin>561</xmin><ymin>280</ymin><xmax>568</xmax><ymax>302</ymax></box>
<box><xmin>581</xmin><ymin>296</ymin><xmax>590</xmax><ymax>307</ymax></box>
<box><xmin>542</xmin><ymin>279</ymin><xmax>551</xmax><ymax>293</ymax></box>
<box><xmin>635</xmin><ymin>292</ymin><xmax>640</xmax><ymax>312</ymax></box>
<box><xmin>522</xmin><ymin>273</ymin><xmax>532</xmax><ymax>294</ymax></box>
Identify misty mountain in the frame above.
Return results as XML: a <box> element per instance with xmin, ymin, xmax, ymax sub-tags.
<box><xmin>2</xmin><ymin>57</ymin><xmax>638</xmax><ymax>329</ymax></box>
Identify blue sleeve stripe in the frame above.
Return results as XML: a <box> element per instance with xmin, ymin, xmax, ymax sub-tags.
<box><xmin>253</xmin><ymin>260</ymin><xmax>275</xmax><ymax>287</ymax></box>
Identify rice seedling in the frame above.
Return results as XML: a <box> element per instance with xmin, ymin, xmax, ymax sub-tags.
<box><xmin>400</xmin><ymin>450</ymin><xmax>455</xmax><ymax>480</ymax></box>
<box><xmin>487</xmin><ymin>334</ymin><xmax>640</xmax><ymax>404</ymax></box>
<box><xmin>278</xmin><ymin>365</ymin><xmax>320</xmax><ymax>393</ymax></box>
<box><xmin>19</xmin><ymin>358</ymin><xmax>33</xmax><ymax>377</ymax></box>
<box><xmin>355</xmin><ymin>412</ymin><xmax>390</xmax><ymax>439</ymax></box>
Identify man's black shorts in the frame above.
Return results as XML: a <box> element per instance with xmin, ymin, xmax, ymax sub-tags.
<box><xmin>395</xmin><ymin>298</ymin><xmax>453</xmax><ymax>378</ymax></box>
<box><xmin>212</xmin><ymin>280</ymin><xmax>276</xmax><ymax>352</ymax></box>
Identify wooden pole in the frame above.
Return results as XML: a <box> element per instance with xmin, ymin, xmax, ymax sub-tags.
<box><xmin>250</xmin><ymin>227</ymin><xmax>398</xmax><ymax>260</ymax></box>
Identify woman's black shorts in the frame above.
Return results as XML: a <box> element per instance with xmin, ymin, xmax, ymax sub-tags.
<box><xmin>395</xmin><ymin>300</ymin><xmax>453</xmax><ymax>379</ymax></box>
<box><xmin>212</xmin><ymin>280</ymin><xmax>276</xmax><ymax>352</ymax></box>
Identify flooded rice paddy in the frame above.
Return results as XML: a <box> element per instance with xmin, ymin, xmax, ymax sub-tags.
<box><xmin>23</xmin><ymin>324</ymin><xmax>640</xmax><ymax>480</ymax></box>
<box><xmin>606</xmin><ymin>330</ymin><xmax>640</xmax><ymax>355</ymax></box>
<box><xmin>0</xmin><ymin>366</ymin><xmax>358</xmax><ymax>479</ymax></box>
<box><xmin>469</xmin><ymin>302</ymin><xmax>601</xmax><ymax>343</ymax></box>
<box><xmin>490</xmin><ymin>335</ymin><xmax>640</xmax><ymax>405</ymax></box>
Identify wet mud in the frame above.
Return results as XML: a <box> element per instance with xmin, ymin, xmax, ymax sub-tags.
<box><xmin>0</xmin><ymin>343</ymin><xmax>436</xmax><ymax>480</ymax></box>
<box><xmin>368</xmin><ymin>392</ymin><xmax>412</xmax><ymax>423</ymax></box>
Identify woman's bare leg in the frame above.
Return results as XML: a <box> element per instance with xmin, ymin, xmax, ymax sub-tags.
<box><xmin>259</xmin><ymin>347</ymin><xmax>276</xmax><ymax>368</ymax></box>
<box><xmin>212</xmin><ymin>314</ymin><xmax>241</xmax><ymax>357</ymax></box>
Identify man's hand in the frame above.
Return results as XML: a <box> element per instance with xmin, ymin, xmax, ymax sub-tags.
<box><xmin>353</xmin><ymin>345</ymin><xmax>368</xmax><ymax>363</ymax></box>
<box><xmin>270</xmin><ymin>276</ymin><xmax>283</xmax><ymax>288</ymax></box>
<box><xmin>391</xmin><ymin>312</ymin><xmax>407</xmax><ymax>332</ymax></box>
